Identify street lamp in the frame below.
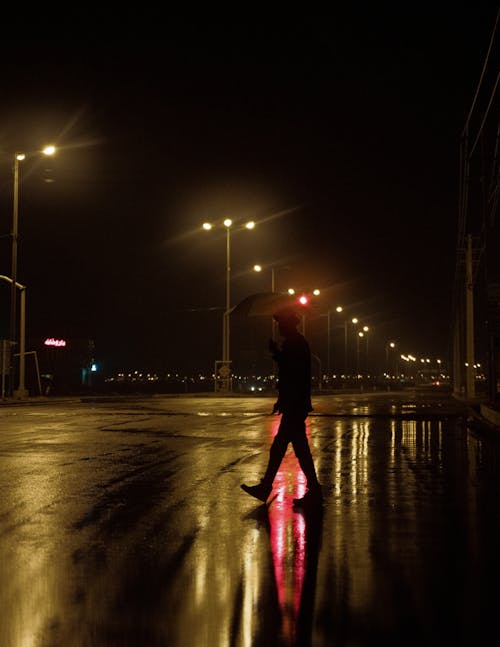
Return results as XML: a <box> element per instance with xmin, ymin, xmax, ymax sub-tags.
<box><xmin>254</xmin><ymin>263</ymin><xmax>292</xmax><ymax>294</ymax></box>
<box><xmin>386</xmin><ymin>341</ymin><xmax>396</xmax><ymax>377</ymax></box>
<box><xmin>362</xmin><ymin>325</ymin><xmax>370</xmax><ymax>374</ymax></box>
<box><xmin>9</xmin><ymin>145</ymin><xmax>56</xmax><ymax>397</ymax></box>
<box><xmin>0</xmin><ymin>276</ymin><xmax>26</xmax><ymax>399</ymax></box>
<box><xmin>356</xmin><ymin>331</ymin><xmax>364</xmax><ymax>375</ymax></box>
<box><xmin>285</xmin><ymin>287</ymin><xmax>320</xmax><ymax>336</ymax></box>
<box><xmin>326</xmin><ymin>305</ymin><xmax>343</xmax><ymax>377</ymax></box>
<box><xmin>253</xmin><ymin>264</ymin><xmax>291</xmax><ymax>340</ymax></box>
<box><xmin>344</xmin><ymin>317</ymin><xmax>358</xmax><ymax>375</ymax></box>
<box><xmin>202</xmin><ymin>218</ymin><xmax>255</xmax><ymax>391</ymax></box>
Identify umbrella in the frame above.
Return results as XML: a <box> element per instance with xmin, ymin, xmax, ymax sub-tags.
<box><xmin>229</xmin><ymin>292</ymin><xmax>301</xmax><ymax>317</ymax></box>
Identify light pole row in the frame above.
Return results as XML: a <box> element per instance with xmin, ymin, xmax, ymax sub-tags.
<box><xmin>197</xmin><ymin>246</ymin><xmax>446</xmax><ymax>388</ymax></box>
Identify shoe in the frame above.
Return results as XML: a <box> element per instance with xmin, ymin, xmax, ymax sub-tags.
<box><xmin>293</xmin><ymin>485</ymin><xmax>323</xmax><ymax>507</ymax></box>
<box><xmin>241</xmin><ymin>481</ymin><xmax>272</xmax><ymax>503</ymax></box>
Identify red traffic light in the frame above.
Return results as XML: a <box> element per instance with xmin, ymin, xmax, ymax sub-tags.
<box><xmin>298</xmin><ymin>295</ymin><xmax>309</xmax><ymax>306</ymax></box>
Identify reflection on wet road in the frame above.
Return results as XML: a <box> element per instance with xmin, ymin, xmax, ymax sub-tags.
<box><xmin>1</xmin><ymin>394</ymin><xmax>499</xmax><ymax>646</ymax></box>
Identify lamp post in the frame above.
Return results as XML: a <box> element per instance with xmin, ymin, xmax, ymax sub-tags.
<box><xmin>203</xmin><ymin>218</ymin><xmax>255</xmax><ymax>391</ymax></box>
<box><xmin>362</xmin><ymin>325</ymin><xmax>369</xmax><ymax>374</ymax></box>
<box><xmin>253</xmin><ymin>264</ymin><xmax>291</xmax><ymax>341</ymax></box>
<box><xmin>344</xmin><ymin>317</ymin><xmax>358</xmax><ymax>375</ymax></box>
<box><xmin>1</xmin><ymin>275</ymin><xmax>26</xmax><ymax>398</ymax></box>
<box><xmin>9</xmin><ymin>145</ymin><xmax>56</xmax><ymax>397</ymax></box>
<box><xmin>356</xmin><ymin>331</ymin><xmax>364</xmax><ymax>374</ymax></box>
<box><xmin>326</xmin><ymin>305</ymin><xmax>343</xmax><ymax>377</ymax></box>
<box><xmin>386</xmin><ymin>341</ymin><xmax>396</xmax><ymax>378</ymax></box>
<box><xmin>253</xmin><ymin>262</ymin><xmax>292</xmax><ymax>294</ymax></box>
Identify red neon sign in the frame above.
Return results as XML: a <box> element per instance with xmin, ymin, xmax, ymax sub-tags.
<box><xmin>44</xmin><ymin>338</ymin><xmax>67</xmax><ymax>348</ymax></box>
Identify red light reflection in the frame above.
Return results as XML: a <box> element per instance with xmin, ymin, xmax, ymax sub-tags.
<box><xmin>266</xmin><ymin>416</ymin><xmax>311</xmax><ymax>644</ymax></box>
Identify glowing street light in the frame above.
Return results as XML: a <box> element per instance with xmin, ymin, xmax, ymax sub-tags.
<box><xmin>9</xmin><ymin>144</ymin><xmax>56</xmax><ymax>398</ymax></box>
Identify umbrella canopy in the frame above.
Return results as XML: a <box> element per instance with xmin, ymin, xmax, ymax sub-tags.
<box><xmin>229</xmin><ymin>292</ymin><xmax>302</xmax><ymax>317</ymax></box>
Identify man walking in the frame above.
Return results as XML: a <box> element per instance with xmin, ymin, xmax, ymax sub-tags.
<box><xmin>241</xmin><ymin>307</ymin><xmax>322</xmax><ymax>506</ymax></box>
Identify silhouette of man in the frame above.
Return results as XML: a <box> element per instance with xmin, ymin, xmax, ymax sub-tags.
<box><xmin>241</xmin><ymin>307</ymin><xmax>322</xmax><ymax>506</ymax></box>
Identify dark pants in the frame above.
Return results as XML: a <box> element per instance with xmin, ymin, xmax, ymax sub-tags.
<box><xmin>262</xmin><ymin>412</ymin><xmax>320</xmax><ymax>488</ymax></box>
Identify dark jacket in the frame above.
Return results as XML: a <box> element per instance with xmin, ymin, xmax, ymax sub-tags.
<box><xmin>271</xmin><ymin>330</ymin><xmax>313</xmax><ymax>414</ymax></box>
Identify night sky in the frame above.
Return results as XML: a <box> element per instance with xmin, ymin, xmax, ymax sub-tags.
<box><xmin>0</xmin><ymin>9</ymin><xmax>497</xmax><ymax>377</ymax></box>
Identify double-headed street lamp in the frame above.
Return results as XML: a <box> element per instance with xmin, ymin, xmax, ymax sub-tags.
<box><xmin>9</xmin><ymin>145</ymin><xmax>56</xmax><ymax>397</ymax></box>
<box><xmin>253</xmin><ymin>264</ymin><xmax>292</xmax><ymax>340</ymax></box>
<box><xmin>286</xmin><ymin>287</ymin><xmax>320</xmax><ymax>336</ymax></box>
<box><xmin>202</xmin><ymin>219</ymin><xmax>255</xmax><ymax>390</ymax></box>
<box><xmin>253</xmin><ymin>263</ymin><xmax>292</xmax><ymax>294</ymax></box>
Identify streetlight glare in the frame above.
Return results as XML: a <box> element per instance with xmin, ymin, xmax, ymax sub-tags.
<box><xmin>253</xmin><ymin>264</ymin><xmax>262</xmax><ymax>272</ymax></box>
<box><xmin>363</xmin><ymin>325</ymin><xmax>369</xmax><ymax>332</ymax></box>
<box><xmin>288</xmin><ymin>288</ymin><xmax>295</xmax><ymax>295</ymax></box>
<box><xmin>223</xmin><ymin>218</ymin><xmax>232</xmax><ymax>227</ymax></box>
<box><xmin>16</xmin><ymin>153</ymin><xmax>25</xmax><ymax>161</ymax></box>
<box><xmin>352</xmin><ymin>317</ymin><xmax>358</xmax><ymax>324</ymax></box>
<box><xmin>313</xmin><ymin>289</ymin><xmax>320</xmax><ymax>296</ymax></box>
<box><xmin>202</xmin><ymin>222</ymin><xmax>212</xmax><ymax>230</ymax></box>
<box><xmin>43</xmin><ymin>145</ymin><xmax>56</xmax><ymax>156</ymax></box>
<box><xmin>245</xmin><ymin>221</ymin><xmax>255</xmax><ymax>229</ymax></box>
<box><xmin>336</xmin><ymin>306</ymin><xmax>343</xmax><ymax>313</ymax></box>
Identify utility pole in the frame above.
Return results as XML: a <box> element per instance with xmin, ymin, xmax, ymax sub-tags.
<box><xmin>465</xmin><ymin>235</ymin><xmax>475</xmax><ymax>399</ymax></box>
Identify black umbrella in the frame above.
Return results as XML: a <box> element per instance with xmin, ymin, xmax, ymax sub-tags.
<box><xmin>229</xmin><ymin>292</ymin><xmax>302</xmax><ymax>317</ymax></box>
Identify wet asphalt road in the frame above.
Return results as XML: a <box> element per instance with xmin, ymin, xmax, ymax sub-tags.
<box><xmin>1</xmin><ymin>391</ymin><xmax>499</xmax><ymax>647</ymax></box>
